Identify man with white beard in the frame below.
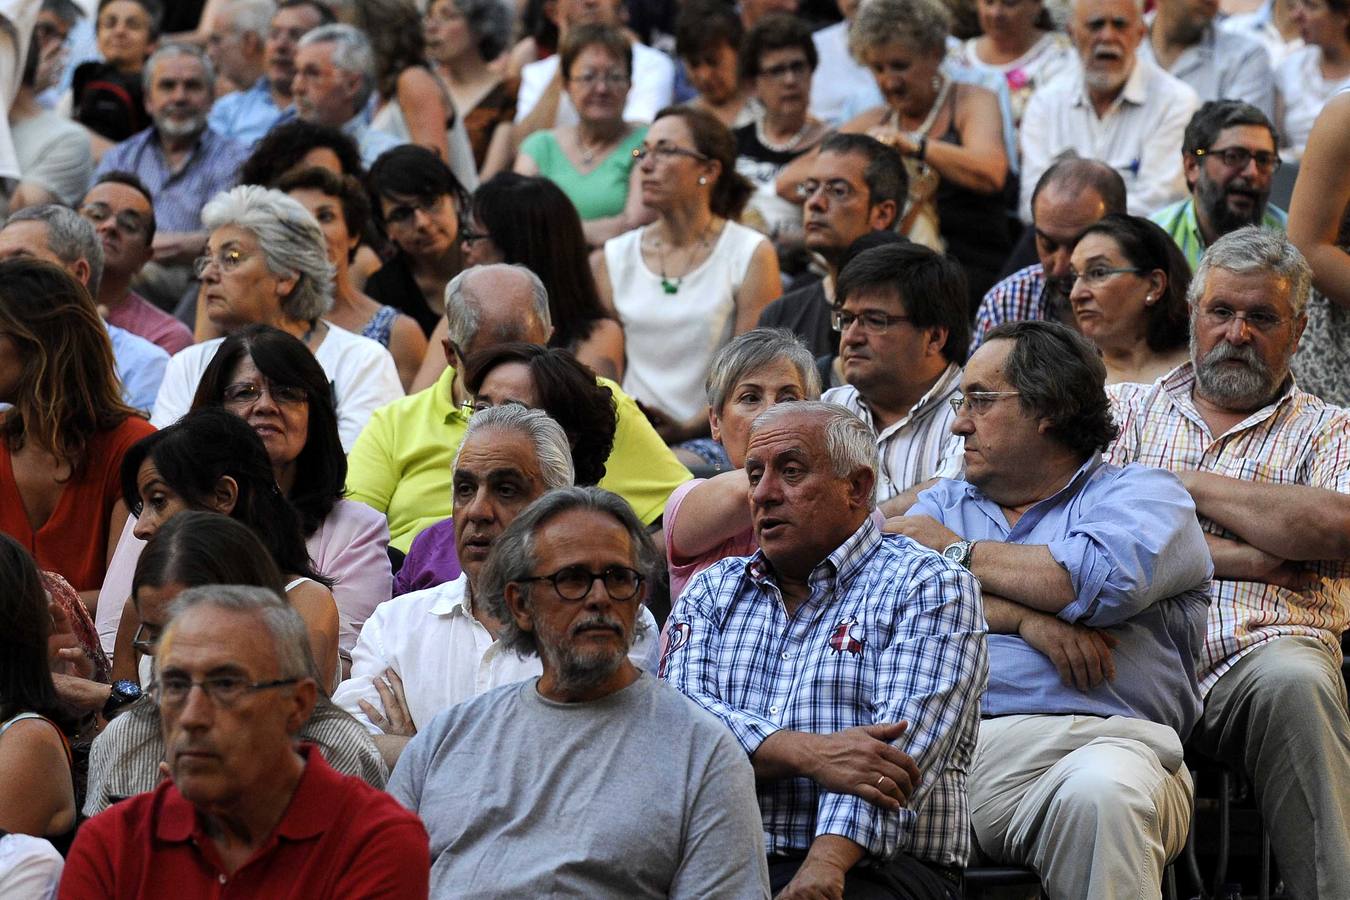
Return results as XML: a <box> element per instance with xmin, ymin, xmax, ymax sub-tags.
<box><xmin>1107</xmin><ymin>227</ymin><xmax>1350</xmax><ymax>900</ymax></box>
<box><xmin>97</xmin><ymin>42</ymin><xmax>249</xmax><ymax>304</ymax></box>
<box><xmin>1018</xmin><ymin>0</ymin><xmax>1198</xmax><ymax>221</ymax></box>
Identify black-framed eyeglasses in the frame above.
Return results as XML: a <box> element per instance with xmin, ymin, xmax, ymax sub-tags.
<box><xmin>221</xmin><ymin>381</ymin><xmax>309</xmax><ymax>407</ymax></box>
<box><xmin>632</xmin><ymin>144</ymin><xmax>709</xmax><ymax>163</ymax></box>
<box><xmin>949</xmin><ymin>391</ymin><xmax>1021</xmax><ymax>415</ymax></box>
<box><xmin>831</xmin><ymin>309</ymin><xmax>912</xmax><ymax>334</ymax></box>
<box><xmin>149</xmin><ymin>674</ymin><xmax>301</xmax><ymax>708</ymax></box>
<box><xmin>131</xmin><ymin>622</ymin><xmax>161</xmax><ymax>657</ymax></box>
<box><xmin>1199</xmin><ymin>305</ymin><xmax>1291</xmax><ymax>333</ymax></box>
<box><xmin>758</xmin><ymin>59</ymin><xmax>811</xmax><ymax>81</ymax></box>
<box><xmin>516</xmin><ymin>565</ymin><xmax>645</xmax><ymax>602</ymax></box>
<box><xmin>1194</xmin><ymin>146</ymin><xmax>1281</xmax><ymax>174</ymax></box>
<box><xmin>1068</xmin><ymin>265</ymin><xmax>1147</xmax><ymax>286</ymax></box>
<box><xmin>80</xmin><ymin>203</ymin><xmax>151</xmax><ymax>238</ymax></box>
<box><xmin>461</xmin><ymin>229</ymin><xmax>492</xmax><ymax>245</ymax></box>
<box><xmin>795</xmin><ymin>179</ymin><xmax>858</xmax><ymax>203</ymax></box>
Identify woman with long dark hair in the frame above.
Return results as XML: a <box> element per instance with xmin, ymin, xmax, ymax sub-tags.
<box><xmin>0</xmin><ymin>259</ymin><xmax>154</xmax><ymax>598</ymax></box>
<box><xmin>108</xmin><ymin>408</ymin><xmax>340</xmax><ymax>689</ymax></box>
<box><xmin>0</xmin><ymin>535</ymin><xmax>77</xmax><ymax>848</ymax></box>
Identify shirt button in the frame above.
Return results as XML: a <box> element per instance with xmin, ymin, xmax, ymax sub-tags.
<box><xmin>769</xmin><ymin>705</ymin><xmax>779</xmax><ymax>714</ymax></box>
<box><xmin>780</xmin><ymin>651</ymin><xmax>789</xmax><ymax>660</ymax></box>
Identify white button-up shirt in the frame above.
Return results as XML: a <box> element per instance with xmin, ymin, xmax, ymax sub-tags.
<box><xmin>1019</xmin><ymin>56</ymin><xmax>1199</xmax><ymax>221</ymax></box>
<box><xmin>333</xmin><ymin>574</ymin><xmax>662</xmax><ymax>734</ymax></box>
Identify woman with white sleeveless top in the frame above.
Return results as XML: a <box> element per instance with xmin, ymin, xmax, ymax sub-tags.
<box><xmin>595</xmin><ymin>105</ymin><xmax>782</xmax><ymax>446</ymax></box>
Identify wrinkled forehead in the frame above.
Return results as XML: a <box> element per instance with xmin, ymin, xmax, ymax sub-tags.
<box><xmin>159</xmin><ymin>606</ymin><xmax>277</xmax><ymax>677</ymax></box>
<box><xmin>1072</xmin><ymin>0</ymin><xmax>1142</xmax><ymax>26</ymax></box>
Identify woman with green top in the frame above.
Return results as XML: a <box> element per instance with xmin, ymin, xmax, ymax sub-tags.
<box><xmin>514</xmin><ymin>23</ymin><xmax>655</xmax><ymax>246</ymax></box>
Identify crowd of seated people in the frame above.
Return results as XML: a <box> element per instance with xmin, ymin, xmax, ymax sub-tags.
<box><xmin>1</xmin><ymin>0</ymin><xmax>1350</xmax><ymax>897</ymax></box>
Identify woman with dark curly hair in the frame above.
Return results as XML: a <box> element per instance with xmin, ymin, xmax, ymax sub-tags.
<box><xmin>238</xmin><ymin>119</ymin><xmax>365</xmax><ymax>187</ymax></box>
<box><xmin>393</xmin><ymin>343</ymin><xmax>619</xmax><ymax>594</ymax></box>
<box><xmin>1068</xmin><ymin>214</ymin><xmax>1192</xmax><ymax>385</ymax></box>
<box><xmin>0</xmin><ymin>259</ymin><xmax>154</xmax><ymax>597</ymax></box>
<box><xmin>596</xmin><ymin>104</ymin><xmax>781</xmax><ymax>446</ymax></box>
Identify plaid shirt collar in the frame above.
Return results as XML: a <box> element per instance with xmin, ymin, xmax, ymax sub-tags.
<box><xmin>1160</xmin><ymin>361</ymin><xmax>1300</xmax><ymax>438</ymax></box>
<box><xmin>745</xmin><ymin>516</ymin><xmax>883</xmax><ymax>598</ymax></box>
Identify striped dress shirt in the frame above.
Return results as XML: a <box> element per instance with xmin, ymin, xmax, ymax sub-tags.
<box><xmin>661</xmin><ymin>520</ymin><xmax>988</xmax><ymax>867</ymax></box>
<box><xmin>823</xmin><ymin>364</ymin><xmax>964</xmax><ymax>503</ymax></box>
<box><xmin>1107</xmin><ymin>364</ymin><xmax>1350</xmax><ymax>691</ymax></box>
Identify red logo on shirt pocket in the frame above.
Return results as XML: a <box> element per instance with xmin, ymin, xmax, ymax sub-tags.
<box><xmin>828</xmin><ymin>616</ymin><xmax>865</xmax><ymax>656</ymax></box>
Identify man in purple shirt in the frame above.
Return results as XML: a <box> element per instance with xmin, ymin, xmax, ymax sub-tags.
<box><xmin>889</xmin><ymin>321</ymin><xmax>1211</xmax><ymax>898</ymax></box>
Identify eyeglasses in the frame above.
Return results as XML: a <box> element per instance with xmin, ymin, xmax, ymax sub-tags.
<box><xmin>1067</xmin><ymin>265</ymin><xmax>1146</xmax><ymax>286</ymax></box>
<box><xmin>461</xmin><ymin>229</ymin><xmax>492</xmax><ymax>245</ymax></box>
<box><xmin>795</xmin><ymin>179</ymin><xmax>858</xmax><ymax>203</ymax></box>
<box><xmin>81</xmin><ymin>203</ymin><xmax>151</xmax><ymax>238</ymax></box>
<box><xmin>1199</xmin><ymin>305</ymin><xmax>1291</xmax><ymax>333</ymax></box>
<box><xmin>131</xmin><ymin>621</ymin><xmax>161</xmax><ymax>657</ymax></box>
<box><xmin>384</xmin><ymin>195</ymin><xmax>447</xmax><ymax>226</ymax></box>
<box><xmin>759</xmin><ymin>59</ymin><xmax>810</xmax><ymax>81</ymax></box>
<box><xmin>149</xmin><ymin>674</ymin><xmax>300</xmax><ymax>708</ymax></box>
<box><xmin>1194</xmin><ymin>146</ymin><xmax>1281</xmax><ymax>174</ymax></box>
<box><xmin>569</xmin><ymin>70</ymin><xmax>630</xmax><ymax>88</ymax></box>
<box><xmin>632</xmin><ymin>143</ymin><xmax>709</xmax><ymax>163</ymax></box>
<box><xmin>831</xmin><ymin>309</ymin><xmax>912</xmax><ymax>334</ymax></box>
<box><xmin>949</xmin><ymin>391</ymin><xmax>1021</xmax><ymax>415</ymax></box>
<box><xmin>222</xmin><ymin>381</ymin><xmax>309</xmax><ymax>407</ymax></box>
<box><xmin>517</xmin><ymin>565</ymin><xmax>645</xmax><ymax>602</ymax></box>
<box><xmin>193</xmin><ymin>248</ymin><xmax>248</xmax><ymax>277</ymax></box>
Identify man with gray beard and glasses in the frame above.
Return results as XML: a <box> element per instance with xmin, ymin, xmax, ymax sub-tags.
<box><xmin>387</xmin><ymin>487</ymin><xmax>770</xmax><ymax>899</ymax></box>
<box><xmin>1107</xmin><ymin>226</ymin><xmax>1350</xmax><ymax>900</ymax></box>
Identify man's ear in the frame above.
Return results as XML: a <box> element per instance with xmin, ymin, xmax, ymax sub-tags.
<box><xmin>848</xmin><ymin>466</ymin><xmax>876</xmax><ymax>511</ymax></box>
<box><xmin>210</xmin><ymin>475</ymin><xmax>239</xmax><ymax>515</ymax></box>
<box><xmin>924</xmin><ymin>324</ymin><xmax>949</xmax><ymax>358</ymax></box>
<box><xmin>869</xmin><ymin>199</ymin><xmax>899</xmax><ymax>232</ymax></box>
<box><xmin>504</xmin><ymin>581</ymin><xmax>535</xmax><ymax>634</ymax></box>
<box><xmin>70</xmin><ymin>257</ymin><xmax>93</xmax><ymax>290</ymax></box>
<box><xmin>1182</xmin><ymin>153</ymin><xmax>1201</xmax><ymax>191</ymax></box>
<box><xmin>286</xmin><ymin>679</ymin><xmax>319</xmax><ymax>733</ymax></box>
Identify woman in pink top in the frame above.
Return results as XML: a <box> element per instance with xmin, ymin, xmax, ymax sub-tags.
<box><xmin>663</xmin><ymin>328</ymin><xmax>821</xmax><ymax>602</ymax></box>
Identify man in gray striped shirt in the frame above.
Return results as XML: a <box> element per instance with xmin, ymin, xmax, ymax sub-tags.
<box><xmin>822</xmin><ymin>242</ymin><xmax>967</xmax><ymax>516</ymax></box>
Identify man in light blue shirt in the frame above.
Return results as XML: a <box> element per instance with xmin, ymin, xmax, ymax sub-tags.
<box><xmin>888</xmin><ymin>321</ymin><xmax>1211</xmax><ymax>900</ymax></box>
<box><xmin>106</xmin><ymin>321</ymin><xmax>168</xmax><ymax>412</ymax></box>
<box><xmin>208</xmin><ymin>0</ymin><xmax>333</xmax><ymax>146</ymax></box>
<box><xmin>289</xmin><ymin>24</ymin><xmax>402</xmax><ymax>169</ymax></box>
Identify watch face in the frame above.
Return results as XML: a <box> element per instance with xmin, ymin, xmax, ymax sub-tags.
<box><xmin>112</xmin><ymin>679</ymin><xmax>142</xmax><ymax>701</ymax></box>
<box><xmin>942</xmin><ymin>545</ymin><xmax>963</xmax><ymax>561</ymax></box>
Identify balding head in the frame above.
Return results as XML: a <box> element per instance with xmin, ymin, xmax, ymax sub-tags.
<box><xmin>444</xmin><ymin>264</ymin><xmax>554</xmax><ymax>357</ymax></box>
<box><xmin>1031</xmin><ymin>158</ymin><xmax>1127</xmax><ymax>285</ymax></box>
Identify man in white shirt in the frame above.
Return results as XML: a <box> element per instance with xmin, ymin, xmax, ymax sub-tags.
<box><xmin>332</xmin><ymin>405</ymin><xmax>660</xmax><ymax>768</ymax></box>
<box><xmin>821</xmin><ymin>241</ymin><xmax>968</xmax><ymax>515</ymax></box>
<box><xmin>1019</xmin><ymin>0</ymin><xmax>1199</xmax><ymax>221</ymax></box>
<box><xmin>809</xmin><ymin>0</ymin><xmax>882</xmax><ymax>126</ymax></box>
<box><xmin>1139</xmin><ymin>0</ymin><xmax>1275</xmax><ymax>116</ymax></box>
<box><xmin>514</xmin><ymin>0</ymin><xmax>674</xmax><ymax>128</ymax></box>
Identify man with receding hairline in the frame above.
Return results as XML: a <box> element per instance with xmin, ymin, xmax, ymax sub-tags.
<box><xmin>664</xmin><ymin>401</ymin><xmax>986</xmax><ymax>899</ymax></box>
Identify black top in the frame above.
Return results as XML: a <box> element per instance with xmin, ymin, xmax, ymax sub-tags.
<box><xmin>758</xmin><ymin>280</ymin><xmax>836</xmax><ymax>362</ymax></box>
<box><xmin>364</xmin><ymin>253</ymin><xmax>442</xmax><ymax>337</ymax></box>
<box><xmin>934</xmin><ymin>122</ymin><xmax>1014</xmax><ymax>314</ymax></box>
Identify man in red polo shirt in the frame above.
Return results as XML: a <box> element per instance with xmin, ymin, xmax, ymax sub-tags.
<box><xmin>59</xmin><ymin>586</ymin><xmax>429</xmax><ymax>898</ymax></box>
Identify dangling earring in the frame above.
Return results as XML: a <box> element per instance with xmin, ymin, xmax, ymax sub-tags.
<box><xmin>931</xmin><ymin>74</ymin><xmax>941</xmax><ymax>92</ymax></box>
<box><xmin>698</xmin><ymin>176</ymin><xmax>708</xmax><ymax>185</ymax></box>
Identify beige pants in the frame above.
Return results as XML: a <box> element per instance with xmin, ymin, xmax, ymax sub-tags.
<box><xmin>969</xmin><ymin>714</ymin><xmax>1193</xmax><ymax>900</ymax></box>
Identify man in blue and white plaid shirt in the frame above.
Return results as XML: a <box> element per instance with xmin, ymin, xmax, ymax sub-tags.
<box><xmin>662</xmin><ymin>401</ymin><xmax>988</xmax><ymax>900</ymax></box>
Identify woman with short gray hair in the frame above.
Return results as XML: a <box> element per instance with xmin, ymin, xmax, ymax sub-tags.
<box><xmin>663</xmin><ymin>328</ymin><xmax>820</xmax><ymax>600</ymax></box>
<box><xmin>150</xmin><ymin>185</ymin><xmax>404</xmax><ymax>451</ymax></box>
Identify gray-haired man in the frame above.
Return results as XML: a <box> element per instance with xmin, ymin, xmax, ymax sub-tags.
<box><xmin>663</xmin><ymin>401</ymin><xmax>987</xmax><ymax>899</ymax></box>
<box><xmin>290</xmin><ymin>24</ymin><xmax>401</xmax><ymax>167</ymax></box>
<box><xmin>334</xmin><ymin>405</ymin><xmax>660</xmax><ymax>768</ymax></box>
<box><xmin>390</xmin><ymin>486</ymin><xmax>769</xmax><ymax>899</ymax></box>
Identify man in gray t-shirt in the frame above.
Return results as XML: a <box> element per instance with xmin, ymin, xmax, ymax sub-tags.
<box><xmin>388</xmin><ymin>487</ymin><xmax>771</xmax><ymax>899</ymax></box>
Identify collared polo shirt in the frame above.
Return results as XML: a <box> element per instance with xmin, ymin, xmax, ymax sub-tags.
<box><xmin>59</xmin><ymin>745</ymin><xmax>428</xmax><ymax>898</ymax></box>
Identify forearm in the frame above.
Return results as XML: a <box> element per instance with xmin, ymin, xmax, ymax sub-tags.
<box><xmin>1300</xmin><ymin>243</ymin><xmax>1350</xmax><ymax>310</ymax></box>
<box><xmin>750</xmin><ymin>729</ymin><xmax>813</xmax><ymax>781</ymax></box>
<box><xmin>981</xmin><ymin>592</ymin><xmax>1029</xmax><ymax>633</ymax></box>
<box><xmin>373</xmin><ymin>734</ymin><xmax>411</xmax><ymax>771</ymax></box>
<box><xmin>803</xmin><ymin>834</ymin><xmax>866</xmax><ymax>875</ymax></box>
<box><xmin>1186</xmin><ymin>473</ymin><xmax>1350</xmax><ymax>560</ymax></box>
<box><xmin>969</xmin><ymin>541</ymin><xmax>1076</xmax><ymax>611</ymax></box>
<box><xmin>670</xmin><ymin>471</ymin><xmax>751</xmax><ymax>559</ymax></box>
<box><xmin>923</xmin><ymin>139</ymin><xmax>1006</xmax><ymax>195</ymax></box>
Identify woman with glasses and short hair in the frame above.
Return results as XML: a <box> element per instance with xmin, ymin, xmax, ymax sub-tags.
<box><xmin>150</xmin><ymin>185</ymin><xmax>404</xmax><ymax>452</ymax></box>
<box><xmin>83</xmin><ymin>511</ymin><xmax>387</xmax><ymax>817</ymax></box>
<box><xmin>1067</xmin><ymin>213</ymin><xmax>1192</xmax><ymax>384</ymax></box>
<box><xmin>595</xmin><ymin>105</ymin><xmax>782</xmax><ymax>446</ymax></box>
<box><xmin>514</xmin><ymin>24</ymin><xmax>656</xmax><ymax>247</ymax></box>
